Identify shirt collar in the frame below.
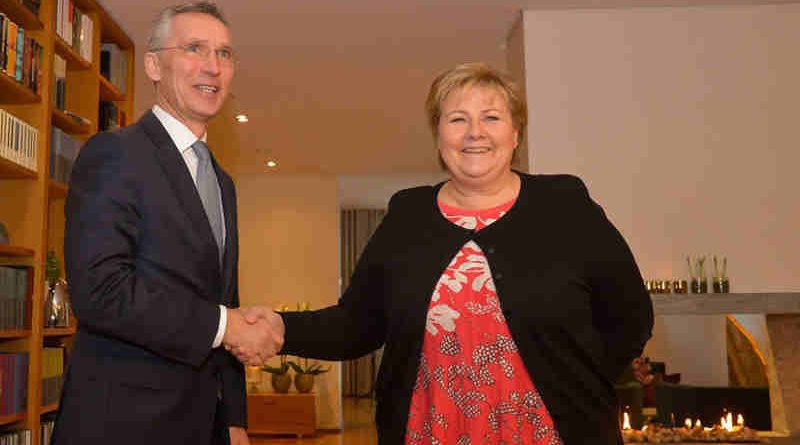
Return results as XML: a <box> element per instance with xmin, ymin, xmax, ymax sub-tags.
<box><xmin>152</xmin><ymin>105</ymin><xmax>207</xmax><ymax>155</ymax></box>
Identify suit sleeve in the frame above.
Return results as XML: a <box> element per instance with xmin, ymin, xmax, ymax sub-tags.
<box><xmin>279</xmin><ymin>193</ymin><xmax>403</xmax><ymax>360</ymax></box>
<box><xmin>65</xmin><ymin>132</ymin><xmax>220</xmax><ymax>367</ymax></box>
<box><xmin>570</xmin><ymin>176</ymin><xmax>654</xmax><ymax>382</ymax></box>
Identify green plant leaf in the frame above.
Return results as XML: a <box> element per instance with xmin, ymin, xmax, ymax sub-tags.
<box><xmin>261</xmin><ymin>363</ymin><xmax>289</xmax><ymax>374</ymax></box>
<box><xmin>286</xmin><ymin>360</ymin><xmax>304</xmax><ymax>374</ymax></box>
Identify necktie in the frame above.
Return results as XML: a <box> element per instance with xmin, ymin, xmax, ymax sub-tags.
<box><xmin>192</xmin><ymin>140</ymin><xmax>224</xmax><ymax>262</ymax></box>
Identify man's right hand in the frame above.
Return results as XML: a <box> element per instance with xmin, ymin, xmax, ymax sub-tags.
<box><xmin>222</xmin><ymin>307</ymin><xmax>284</xmax><ymax>366</ymax></box>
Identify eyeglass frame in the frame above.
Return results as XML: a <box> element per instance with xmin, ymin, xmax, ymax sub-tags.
<box><xmin>149</xmin><ymin>42</ymin><xmax>238</xmax><ymax>65</ymax></box>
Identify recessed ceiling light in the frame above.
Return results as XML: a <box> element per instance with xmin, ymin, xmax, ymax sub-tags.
<box><xmin>235</xmin><ymin>114</ymin><xmax>249</xmax><ymax>123</ymax></box>
<box><xmin>266</xmin><ymin>160</ymin><xmax>277</xmax><ymax>168</ymax></box>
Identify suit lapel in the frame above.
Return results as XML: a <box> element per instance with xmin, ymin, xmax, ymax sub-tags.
<box><xmin>140</xmin><ymin>111</ymin><xmax>222</xmax><ymax>280</ymax></box>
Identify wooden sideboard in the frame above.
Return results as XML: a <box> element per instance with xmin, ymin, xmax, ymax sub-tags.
<box><xmin>247</xmin><ymin>392</ymin><xmax>316</xmax><ymax>436</ymax></box>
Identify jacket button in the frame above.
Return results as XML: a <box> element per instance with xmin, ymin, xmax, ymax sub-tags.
<box><xmin>487</xmin><ymin>247</ymin><xmax>496</xmax><ymax>255</ymax></box>
<box><xmin>495</xmin><ymin>273</ymin><xmax>503</xmax><ymax>281</ymax></box>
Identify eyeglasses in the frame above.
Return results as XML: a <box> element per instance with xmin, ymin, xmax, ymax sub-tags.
<box><xmin>151</xmin><ymin>42</ymin><xmax>237</xmax><ymax>66</ymax></box>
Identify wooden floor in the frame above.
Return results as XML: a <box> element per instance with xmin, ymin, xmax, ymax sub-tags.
<box><xmin>249</xmin><ymin>397</ymin><xmax>377</xmax><ymax>445</ymax></box>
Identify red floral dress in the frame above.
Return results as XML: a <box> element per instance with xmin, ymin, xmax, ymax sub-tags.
<box><xmin>404</xmin><ymin>198</ymin><xmax>563</xmax><ymax>445</ymax></box>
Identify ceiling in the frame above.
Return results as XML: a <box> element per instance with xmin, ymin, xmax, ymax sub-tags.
<box><xmin>99</xmin><ymin>0</ymin><xmax>794</xmax><ymax>175</ymax></box>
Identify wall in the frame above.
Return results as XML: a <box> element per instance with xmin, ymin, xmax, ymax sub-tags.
<box><xmin>506</xmin><ymin>14</ymin><xmax>530</xmax><ymax>173</ymax></box>
<box><xmin>236</xmin><ymin>173</ymin><xmax>343</xmax><ymax>429</ymax></box>
<box><xmin>338</xmin><ymin>172</ymin><xmax>448</xmax><ymax>209</ymax></box>
<box><xmin>519</xmin><ymin>4</ymin><xmax>800</xmax><ymax>385</ymax></box>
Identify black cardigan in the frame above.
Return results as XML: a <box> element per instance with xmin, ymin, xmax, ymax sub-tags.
<box><xmin>281</xmin><ymin>173</ymin><xmax>653</xmax><ymax>444</ymax></box>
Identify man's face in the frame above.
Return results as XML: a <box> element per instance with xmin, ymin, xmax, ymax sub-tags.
<box><xmin>145</xmin><ymin>12</ymin><xmax>234</xmax><ymax>133</ymax></box>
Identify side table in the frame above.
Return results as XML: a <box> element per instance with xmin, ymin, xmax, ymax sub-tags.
<box><xmin>246</xmin><ymin>392</ymin><xmax>316</xmax><ymax>436</ymax></box>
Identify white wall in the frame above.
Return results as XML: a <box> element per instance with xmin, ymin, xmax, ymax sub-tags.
<box><xmin>235</xmin><ymin>173</ymin><xmax>343</xmax><ymax>428</ymax></box>
<box><xmin>519</xmin><ymin>4</ymin><xmax>800</xmax><ymax>386</ymax></box>
<box><xmin>338</xmin><ymin>172</ymin><xmax>448</xmax><ymax>209</ymax></box>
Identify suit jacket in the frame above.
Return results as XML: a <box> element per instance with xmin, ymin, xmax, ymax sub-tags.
<box><xmin>52</xmin><ymin>111</ymin><xmax>245</xmax><ymax>445</ymax></box>
<box><xmin>281</xmin><ymin>173</ymin><xmax>653</xmax><ymax>444</ymax></box>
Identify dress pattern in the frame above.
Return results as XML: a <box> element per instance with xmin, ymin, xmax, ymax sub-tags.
<box><xmin>405</xmin><ymin>199</ymin><xmax>562</xmax><ymax>445</ymax></box>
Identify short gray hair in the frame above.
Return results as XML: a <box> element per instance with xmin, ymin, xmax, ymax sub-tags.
<box><xmin>148</xmin><ymin>2</ymin><xmax>229</xmax><ymax>51</ymax></box>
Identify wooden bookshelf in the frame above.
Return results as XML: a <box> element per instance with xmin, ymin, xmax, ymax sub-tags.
<box><xmin>52</xmin><ymin>108</ymin><xmax>91</xmax><ymax>136</ymax></box>
<box><xmin>99</xmin><ymin>75</ymin><xmax>124</xmax><ymax>101</ymax></box>
<box><xmin>47</xmin><ymin>179</ymin><xmax>68</xmax><ymax>200</ymax></box>
<box><xmin>0</xmin><ymin>0</ymin><xmax>135</xmax><ymax>442</ymax></box>
<box><xmin>0</xmin><ymin>71</ymin><xmax>40</xmax><ymax>104</ymax></box>
<box><xmin>54</xmin><ymin>36</ymin><xmax>92</xmax><ymax>71</ymax></box>
<box><xmin>40</xmin><ymin>403</ymin><xmax>58</xmax><ymax>414</ymax></box>
<box><xmin>0</xmin><ymin>412</ymin><xmax>25</xmax><ymax>426</ymax></box>
<box><xmin>0</xmin><ymin>0</ymin><xmax>44</xmax><ymax>30</ymax></box>
<box><xmin>43</xmin><ymin>326</ymin><xmax>76</xmax><ymax>337</ymax></box>
<box><xmin>0</xmin><ymin>329</ymin><xmax>31</xmax><ymax>339</ymax></box>
<box><xmin>0</xmin><ymin>155</ymin><xmax>38</xmax><ymax>179</ymax></box>
<box><xmin>0</xmin><ymin>244</ymin><xmax>35</xmax><ymax>257</ymax></box>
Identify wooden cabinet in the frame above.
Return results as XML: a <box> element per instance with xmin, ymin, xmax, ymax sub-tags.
<box><xmin>247</xmin><ymin>393</ymin><xmax>316</xmax><ymax>436</ymax></box>
<box><xmin>0</xmin><ymin>0</ymin><xmax>134</xmax><ymax>442</ymax></box>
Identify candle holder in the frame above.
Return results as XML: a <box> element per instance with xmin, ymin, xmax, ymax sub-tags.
<box><xmin>690</xmin><ymin>278</ymin><xmax>708</xmax><ymax>293</ymax></box>
<box><xmin>689</xmin><ymin>256</ymin><xmax>707</xmax><ymax>293</ymax></box>
<box><xmin>713</xmin><ymin>277</ymin><xmax>730</xmax><ymax>293</ymax></box>
<box><xmin>712</xmin><ymin>256</ymin><xmax>730</xmax><ymax>293</ymax></box>
<box><xmin>672</xmin><ymin>279</ymin><xmax>688</xmax><ymax>294</ymax></box>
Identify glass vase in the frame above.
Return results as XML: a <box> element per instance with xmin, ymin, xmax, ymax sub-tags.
<box><xmin>44</xmin><ymin>280</ymin><xmax>70</xmax><ymax>328</ymax></box>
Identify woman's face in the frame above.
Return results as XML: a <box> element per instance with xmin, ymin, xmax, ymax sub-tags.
<box><xmin>437</xmin><ymin>85</ymin><xmax>518</xmax><ymax>188</ymax></box>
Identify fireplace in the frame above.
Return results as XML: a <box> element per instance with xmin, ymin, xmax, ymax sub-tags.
<box><xmin>641</xmin><ymin>292</ymin><xmax>800</xmax><ymax>444</ymax></box>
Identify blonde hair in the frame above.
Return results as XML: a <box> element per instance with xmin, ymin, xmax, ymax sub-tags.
<box><xmin>425</xmin><ymin>62</ymin><xmax>527</xmax><ymax>143</ymax></box>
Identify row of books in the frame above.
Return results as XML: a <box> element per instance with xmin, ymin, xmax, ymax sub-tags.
<box><xmin>41</xmin><ymin>348</ymin><xmax>64</xmax><ymax>407</ymax></box>
<box><xmin>55</xmin><ymin>0</ymin><xmax>93</xmax><ymax>63</ymax></box>
<box><xmin>99</xmin><ymin>100</ymin><xmax>125</xmax><ymax>131</ymax></box>
<box><xmin>0</xmin><ymin>353</ymin><xmax>29</xmax><ymax>417</ymax></box>
<box><xmin>0</xmin><ymin>108</ymin><xmax>38</xmax><ymax>172</ymax></box>
<box><xmin>0</xmin><ymin>266</ymin><xmax>29</xmax><ymax>331</ymax></box>
<box><xmin>0</xmin><ymin>14</ymin><xmax>44</xmax><ymax>94</ymax></box>
<box><xmin>41</xmin><ymin>414</ymin><xmax>55</xmax><ymax>445</ymax></box>
<box><xmin>101</xmin><ymin>43</ymin><xmax>127</xmax><ymax>94</ymax></box>
<box><xmin>49</xmin><ymin>127</ymin><xmax>79</xmax><ymax>184</ymax></box>
<box><xmin>0</xmin><ymin>429</ymin><xmax>31</xmax><ymax>445</ymax></box>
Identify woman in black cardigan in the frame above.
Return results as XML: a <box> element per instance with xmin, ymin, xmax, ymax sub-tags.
<box><xmin>248</xmin><ymin>63</ymin><xmax>653</xmax><ymax>444</ymax></box>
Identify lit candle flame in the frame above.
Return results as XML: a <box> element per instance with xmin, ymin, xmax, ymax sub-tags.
<box><xmin>685</xmin><ymin>418</ymin><xmax>692</xmax><ymax>428</ymax></box>
<box><xmin>722</xmin><ymin>413</ymin><xmax>733</xmax><ymax>432</ymax></box>
<box><xmin>695</xmin><ymin>419</ymin><xmax>702</xmax><ymax>428</ymax></box>
<box><xmin>737</xmin><ymin>414</ymin><xmax>745</xmax><ymax>427</ymax></box>
<box><xmin>622</xmin><ymin>412</ymin><xmax>631</xmax><ymax>430</ymax></box>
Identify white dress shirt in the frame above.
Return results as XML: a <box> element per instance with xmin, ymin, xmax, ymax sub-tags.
<box><xmin>152</xmin><ymin>105</ymin><xmax>228</xmax><ymax>349</ymax></box>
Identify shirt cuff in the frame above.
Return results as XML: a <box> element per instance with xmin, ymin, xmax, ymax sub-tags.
<box><xmin>212</xmin><ymin>305</ymin><xmax>227</xmax><ymax>348</ymax></box>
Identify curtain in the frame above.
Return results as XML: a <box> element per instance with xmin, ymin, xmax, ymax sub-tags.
<box><xmin>340</xmin><ymin>208</ymin><xmax>386</xmax><ymax>398</ymax></box>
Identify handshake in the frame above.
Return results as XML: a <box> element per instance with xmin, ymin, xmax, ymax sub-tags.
<box><xmin>222</xmin><ymin>306</ymin><xmax>285</xmax><ymax>366</ymax></box>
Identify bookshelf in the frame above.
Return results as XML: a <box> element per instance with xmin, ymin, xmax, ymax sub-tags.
<box><xmin>0</xmin><ymin>71</ymin><xmax>40</xmax><ymax>103</ymax></box>
<box><xmin>51</xmin><ymin>108</ymin><xmax>90</xmax><ymax>135</ymax></box>
<box><xmin>0</xmin><ymin>0</ymin><xmax>134</xmax><ymax>442</ymax></box>
<box><xmin>0</xmin><ymin>156</ymin><xmax>37</xmax><ymax>179</ymax></box>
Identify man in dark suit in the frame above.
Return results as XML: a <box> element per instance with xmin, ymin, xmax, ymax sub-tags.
<box><xmin>52</xmin><ymin>3</ymin><xmax>283</xmax><ymax>444</ymax></box>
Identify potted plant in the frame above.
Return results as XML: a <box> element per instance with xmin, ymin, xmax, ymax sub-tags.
<box><xmin>261</xmin><ymin>356</ymin><xmax>292</xmax><ymax>393</ymax></box>
<box><xmin>287</xmin><ymin>359</ymin><xmax>330</xmax><ymax>393</ymax></box>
